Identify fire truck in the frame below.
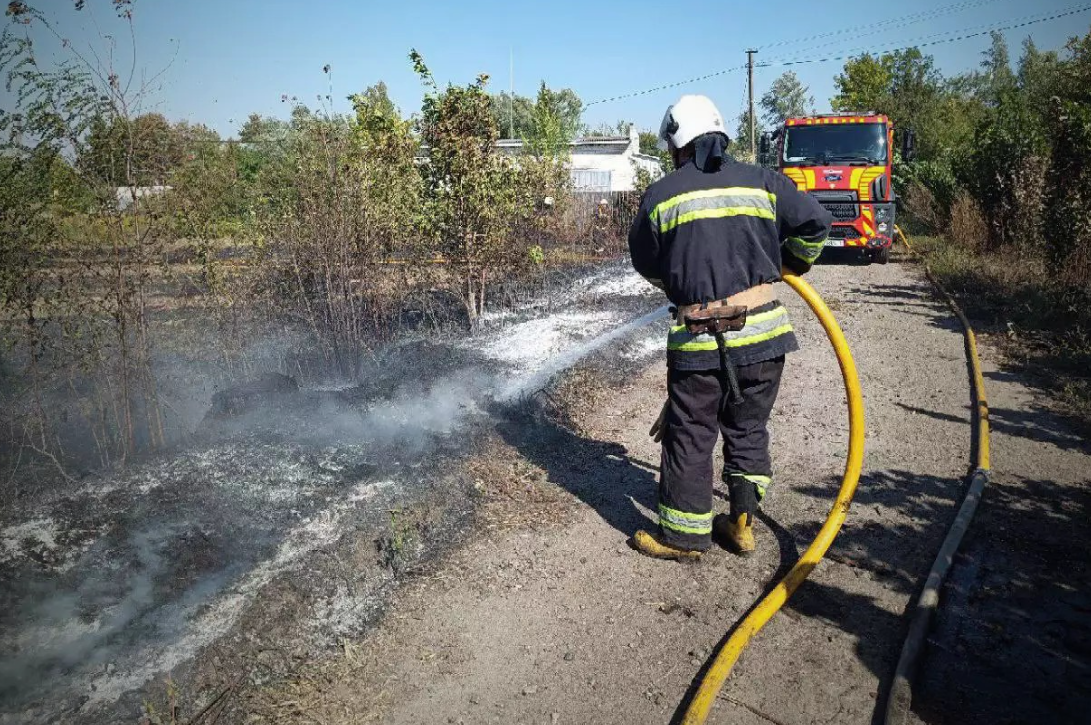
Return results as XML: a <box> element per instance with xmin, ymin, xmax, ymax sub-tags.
<box><xmin>760</xmin><ymin>113</ymin><xmax>915</xmax><ymax>264</ymax></box>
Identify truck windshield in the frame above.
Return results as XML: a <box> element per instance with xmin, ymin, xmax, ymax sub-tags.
<box><xmin>783</xmin><ymin>123</ymin><xmax>887</xmax><ymax>165</ymax></box>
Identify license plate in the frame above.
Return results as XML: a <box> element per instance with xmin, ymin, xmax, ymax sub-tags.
<box><xmin>824</xmin><ymin>238</ymin><xmax>845</xmax><ymax>247</ymax></box>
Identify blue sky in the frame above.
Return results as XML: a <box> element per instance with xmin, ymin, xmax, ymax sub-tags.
<box><xmin>4</xmin><ymin>0</ymin><xmax>1084</xmax><ymax>138</ymax></box>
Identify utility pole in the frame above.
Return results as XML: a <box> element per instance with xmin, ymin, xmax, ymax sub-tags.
<box><xmin>509</xmin><ymin>47</ymin><xmax>514</xmax><ymax>139</ymax></box>
<box><xmin>747</xmin><ymin>49</ymin><xmax>757</xmax><ymax>161</ymax></box>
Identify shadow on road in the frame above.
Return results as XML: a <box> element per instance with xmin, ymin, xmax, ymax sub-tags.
<box><xmin>495</xmin><ymin>398</ymin><xmax>659</xmax><ymax>538</ymax></box>
<box><xmin>788</xmin><ymin>466</ymin><xmax>1091</xmax><ymax>724</ymax></box>
<box><xmin>913</xmin><ymin>474</ymin><xmax>1091</xmax><ymax>724</ymax></box>
<box><xmin>896</xmin><ymin>401</ymin><xmax>1090</xmax><ymax>454</ymax></box>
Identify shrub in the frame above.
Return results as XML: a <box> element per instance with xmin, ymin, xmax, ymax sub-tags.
<box><xmin>900</xmin><ymin>157</ymin><xmax>961</xmax><ymax>220</ymax></box>
<box><xmin>949</xmin><ymin>192</ymin><xmax>989</xmax><ymax>252</ymax></box>
<box><xmin>901</xmin><ymin>182</ymin><xmax>946</xmax><ymax>235</ymax></box>
<box><xmin>964</xmin><ymin>93</ymin><xmax>1049</xmax><ymax>251</ymax></box>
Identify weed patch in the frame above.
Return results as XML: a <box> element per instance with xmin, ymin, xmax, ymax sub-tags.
<box><xmin>911</xmin><ymin>235</ymin><xmax>1091</xmax><ymax>428</ymax></box>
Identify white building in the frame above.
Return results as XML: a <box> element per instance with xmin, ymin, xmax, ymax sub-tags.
<box><xmin>115</xmin><ymin>185</ymin><xmax>171</xmax><ymax>210</ymax></box>
<box><xmin>497</xmin><ymin>126</ymin><xmax>663</xmax><ymax>193</ymax></box>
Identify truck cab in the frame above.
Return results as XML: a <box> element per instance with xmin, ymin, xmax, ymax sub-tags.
<box><xmin>764</xmin><ymin>113</ymin><xmax>910</xmax><ymax>264</ymax></box>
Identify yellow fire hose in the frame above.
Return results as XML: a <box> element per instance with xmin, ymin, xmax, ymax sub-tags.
<box><xmin>882</xmin><ymin>227</ymin><xmax>991</xmax><ymax>725</ymax></box>
<box><xmin>680</xmin><ymin>271</ymin><xmax>866</xmax><ymax>724</ymax></box>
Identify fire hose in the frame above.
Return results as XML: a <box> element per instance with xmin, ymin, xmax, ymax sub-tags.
<box><xmin>679</xmin><ymin>271</ymin><xmax>866</xmax><ymax>724</ymax></box>
<box><xmin>881</xmin><ymin>227</ymin><xmax>991</xmax><ymax>725</ymax></box>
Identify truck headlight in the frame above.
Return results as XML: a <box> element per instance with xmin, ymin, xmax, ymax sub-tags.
<box><xmin>878</xmin><ymin>222</ymin><xmax>889</xmax><ymax>233</ymax></box>
<box><xmin>875</xmin><ymin>205</ymin><xmax>892</xmax><ymax>221</ymax></box>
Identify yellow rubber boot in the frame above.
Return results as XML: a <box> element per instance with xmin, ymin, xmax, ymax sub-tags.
<box><xmin>717</xmin><ymin>477</ymin><xmax>759</xmax><ymax>556</ymax></box>
<box><xmin>713</xmin><ymin>513</ymin><xmax>755</xmax><ymax>556</ymax></box>
<box><xmin>632</xmin><ymin>530</ymin><xmax>703</xmax><ymax>561</ymax></box>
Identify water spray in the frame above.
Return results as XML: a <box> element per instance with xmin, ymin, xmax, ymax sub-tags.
<box><xmin>497</xmin><ymin>305</ymin><xmax>671</xmax><ymax>401</ymax></box>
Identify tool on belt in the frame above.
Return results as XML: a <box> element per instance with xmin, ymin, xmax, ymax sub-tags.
<box><xmin>650</xmin><ymin>301</ymin><xmax>749</xmax><ymax>442</ymax></box>
<box><xmin>682</xmin><ymin>301</ymin><xmax>748</xmax><ymax>404</ymax></box>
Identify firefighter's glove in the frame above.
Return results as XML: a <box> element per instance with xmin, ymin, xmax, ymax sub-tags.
<box><xmin>649</xmin><ymin>400</ymin><xmax>668</xmax><ymax>443</ymax></box>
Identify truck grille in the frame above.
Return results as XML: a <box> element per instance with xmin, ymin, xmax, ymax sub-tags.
<box><xmin>811</xmin><ymin>190</ymin><xmax>859</xmax><ymax>222</ymax></box>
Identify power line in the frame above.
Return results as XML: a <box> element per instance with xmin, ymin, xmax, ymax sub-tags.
<box><xmin>754</xmin><ymin>0</ymin><xmax>1007</xmax><ymax>50</ymax></box>
<box><xmin>768</xmin><ymin>3</ymin><xmax>1091</xmax><ymax>66</ymax></box>
<box><xmin>760</xmin><ymin>3</ymin><xmax>1091</xmax><ymax>71</ymax></box>
<box><xmin>583</xmin><ymin>65</ymin><xmax>747</xmax><ymax>107</ymax></box>
<box><xmin>584</xmin><ymin>3</ymin><xmax>1091</xmax><ymax>108</ymax></box>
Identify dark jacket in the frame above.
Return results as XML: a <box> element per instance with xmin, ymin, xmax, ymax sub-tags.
<box><xmin>628</xmin><ymin>157</ymin><xmax>832</xmax><ymax>369</ymax></box>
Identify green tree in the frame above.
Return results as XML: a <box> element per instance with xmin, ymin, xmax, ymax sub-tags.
<box><xmin>831</xmin><ymin>53</ymin><xmax>892</xmax><ymax>112</ymax></box>
<box><xmin>1044</xmin><ymin>30</ymin><xmax>1091</xmax><ymax>280</ymax></box>
<box><xmin>349</xmin><ymin>80</ymin><xmax>421</xmax><ymax>257</ymax></box>
<box><xmin>79</xmin><ymin>112</ymin><xmax>182</xmax><ymax>186</ymax></box>
<box><xmin>1017</xmin><ymin>37</ymin><xmax>1061</xmax><ymax>127</ymax></box>
<box><xmin>885</xmin><ymin>49</ymin><xmax>944</xmax><ymax>142</ymax></box>
<box><xmin>491</xmin><ymin>87</ymin><xmax>581</xmax><ymax>140</ymax></box>
<box><xmin>542</xmin><ymin>87</ymin><xmax>582</xmax><ymax>138</ymax></box>
<box><xmin>238</xmin><ymin>112</ymin><xmax>287</xmax><ymax>143</ymax></box>
<box><xmin>413</xmin><ymin>49</ymin><xmax>526</xmax><ymax>323</ymax></box>
<box><xmin>638</xmin><ymin>130</ymin><xmax>671</xmax><ymax>170</ymax></box>
<box><xmin>760</xmin><ymin>71</ymin><xmax>813</xmax><ymax>127</ymax></box>
<box><xmin>731</xmin><ymin>108</ymin><xmax>762</xmax><ymax>162</ymax></box>
<box><xmin>235</xmin><ymin>113</ymin><xmax>290</xmax><ymax>185</ymax></box>
<box><xmin>491</xmin><ymin>92</ymin><xmax>534</xmax><ymax>138</ymax></box>
<box><xmin>832</xmin><ymin>48</ymin><xmax>948</xmax><ymax>159</ymax></box>
<box><xmin>977</xmin><ymin>31</ymin><xmax>1018</xmax><ymax>106</ymax></box>
<box><xmin>965</xmin><ymin>91</ymin><xmax>1048</xmax><ymax>249</ymax></box>
<box><xmin>583</xmin><ymin>119</ymin><xmax>630</xmax><ymax>137</ymax></box>
<box><xmin>523</xmin><ymin>82</ymin><xmax>574</xmax><ymax>159</ymax></box>
<box><xmin>638</xmin><ymin>131</ymin><xmax>658</xmax><ymax>156</ymax></box>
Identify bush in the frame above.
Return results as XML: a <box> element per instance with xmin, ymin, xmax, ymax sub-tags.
<box><xmin>900</xmin><ymin>157</ymin><xmax>961</xmax><ymax>219</ymax></box>
<box><xmin>964</xmin><ymin>93</ymin><xmax>1049</xmax><ymax>252</ymax></box>
<box><xmin>1044</xmin><ymin>97</ymin><xmax>1091</xmax><ymax>285</ymax></box>
<box><xmin>1008</xmin><ymin>154</ymin><xmax>1048</xmax><ymax>253</ymax></box>
<box><xmin>901</xmin><ymin>182</ymin><xmax>946</xmax><ymax>235</ymax></box>
<box><xmin>949</xmin><ymin>192</ymin><xmax>989</xmax><ymax>252</ymax></box>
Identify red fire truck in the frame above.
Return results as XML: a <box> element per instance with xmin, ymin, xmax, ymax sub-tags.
<box><xmin>761</xmin><ymin>113</ymin><xmax>914</xmax><ymax>264</ymax></box>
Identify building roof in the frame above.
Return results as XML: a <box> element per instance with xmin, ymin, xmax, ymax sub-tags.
<box><xmin>496</xmin><ymin>135</ymin><xmax>633</xmax><ymax>154</ymax></box>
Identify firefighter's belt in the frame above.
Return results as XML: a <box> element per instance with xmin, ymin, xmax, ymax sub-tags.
<box><xmin>678</xmin><ymin>302</ymin><xmax>748</xmax><ymax>335</ymax></box>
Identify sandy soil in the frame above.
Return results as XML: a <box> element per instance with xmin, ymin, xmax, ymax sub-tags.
<box><xmin>233</xmin><ymin>255</ymin><xmax>1091</xmax><ymax>725</ymax></box>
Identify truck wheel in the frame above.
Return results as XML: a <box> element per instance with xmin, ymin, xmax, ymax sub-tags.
<box><xmin>873</xmin><ymin>246</ymin><xmax>891</xmax><ymax>265</ymax></box>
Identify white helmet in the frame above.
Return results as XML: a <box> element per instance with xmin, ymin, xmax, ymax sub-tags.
<box><xmin>658</xmin><ymin>94</ymin><xmax>727</xmax><ymax>150</ymax></box>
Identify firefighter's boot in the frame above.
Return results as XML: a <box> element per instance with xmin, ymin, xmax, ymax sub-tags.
<box><xmin>714</xmin><ymin>481</ymin><xmax>758</xmax><ymax>556</ymax></box>
<box><xmin>632</xmin><ymin>530</ymin><xmax>703</xmax><ymax>561</ymax></box>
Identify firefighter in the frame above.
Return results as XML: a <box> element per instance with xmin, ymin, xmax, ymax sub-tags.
<box><xmin>628</xmin><ymin>95</ymin><xmax>832</xmax><ymax>560</ymax></box>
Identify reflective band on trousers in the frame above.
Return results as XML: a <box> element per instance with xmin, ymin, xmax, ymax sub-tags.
<box><xmin>728</xmin><ymin>472</ymin><xmax>772</xmax><ymax>497</ymax></box>
<box><xmin>659</xmin><ymin>504</ymin><xmax>714</xmax><ymax>535</ymax></box>
<box><xmin>652</xmin><ymin>187</ymin><xmax>777</xmax><ymax>234</ymax></box>
<box><xmin>668</xmin><ymin>305</ymin><xmax>793</xmax><ymax>352</ymax></box>
<box><xmin>785</xmin><ymin>235</ymin><xmax>826</xmax><ymax>264</ymax></box>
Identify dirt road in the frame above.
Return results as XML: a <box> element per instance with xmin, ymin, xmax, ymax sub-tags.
<box><xmin>250</xmin><ymin>256</ymin><xmax>1090</xmax><ymax>724</ymax></box>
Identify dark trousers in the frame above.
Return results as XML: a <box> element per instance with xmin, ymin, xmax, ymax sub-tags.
<box><xmin>658</xmin><ymin>357</ymin><xmax>785</xmax><ymax>550</ymax></box>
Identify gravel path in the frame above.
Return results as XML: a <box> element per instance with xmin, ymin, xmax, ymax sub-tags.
<box><xmin>252</xmin><ymin>257</ymin><xmax>1091</xmax><ymax>724</ymax></box>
